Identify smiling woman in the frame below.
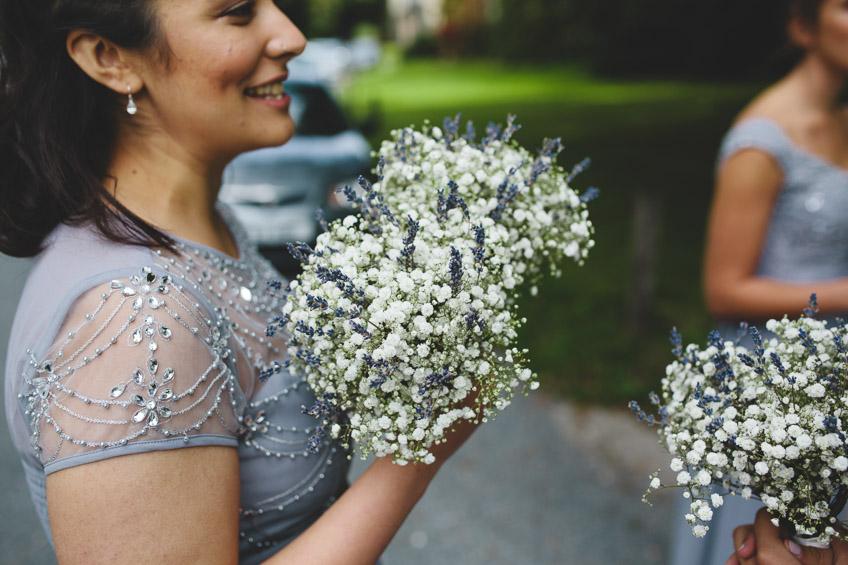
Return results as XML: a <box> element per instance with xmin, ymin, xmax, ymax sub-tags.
<box><xmin>0</xmin><ymin>1</ymin><xmax>477</xmax><ymax>564</ymax></box>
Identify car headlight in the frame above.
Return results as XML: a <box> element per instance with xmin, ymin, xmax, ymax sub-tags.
<box><xmin>325</xmin><ymin>178</ymin><xmax>364</xmax><ymax>210</ymax></box>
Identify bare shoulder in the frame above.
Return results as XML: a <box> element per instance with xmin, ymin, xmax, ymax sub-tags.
<box><xmin>734</xmin><ymin>84</ymin><xmax>848</xmax><ymax>155</ymax></box>
<box><xmin>732</xmin><ymin>83</ymin><xmax>800</xmax><ymax>132</ymax></box>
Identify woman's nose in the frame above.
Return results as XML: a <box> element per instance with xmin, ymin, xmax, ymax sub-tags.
<box><xmin>266</xmin><ymin>8</ymin><xmax>307</xmax><ymax>60</ymax></box>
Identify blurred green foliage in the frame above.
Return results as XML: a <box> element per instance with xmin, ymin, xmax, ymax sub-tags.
<box><xmin>342</xmin><ymin>59</ymin><xmax>764</xmax><ymax>405</ymax></box>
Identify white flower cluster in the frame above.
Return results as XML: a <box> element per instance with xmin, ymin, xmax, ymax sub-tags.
<box><xmin>276</xmin><ymin>116</ymin><xmax>596</xmax><ymax>464</ymax></box>
<box><xmin>640</xmin><ymin>304</ymin><xmax>848</xmax><ymax>544</ymax></box>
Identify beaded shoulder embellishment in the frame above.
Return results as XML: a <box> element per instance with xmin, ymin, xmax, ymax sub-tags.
<box><xmin>23</xmin><ymin>265</ymin><xmax>239</xmax><ymax>464</ymax></box>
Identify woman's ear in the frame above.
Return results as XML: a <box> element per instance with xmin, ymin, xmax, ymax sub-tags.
<box><xmin>65</xmin><ymin>30</ymin><xmax>143</xmax><ymax>94</ymax></box>
<box><xmin>787</xmin><ymin>15</ymin><xmax>815</xmax><ymax>50</ymax></box>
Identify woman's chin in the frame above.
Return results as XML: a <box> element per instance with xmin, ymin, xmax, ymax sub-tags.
<box><xmin>240</xmin><ymin>126</ymin><xmax>296</xmax><ymax>154</ymax></box>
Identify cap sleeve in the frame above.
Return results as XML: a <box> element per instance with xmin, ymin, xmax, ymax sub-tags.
<box><xmin>22</xmin><ymin>267</ymin><xmax>240</xmax><ymax>474</ymax></box>
<box><xmin>717</xmin><ymin>117</ymin><xmax>793</xmax><ymax>174</ymax></box>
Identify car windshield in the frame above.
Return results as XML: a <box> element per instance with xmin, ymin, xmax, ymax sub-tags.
<box><xmin>287</xmin><ymin>83</ymin><xmax>350</xmax><ymax>137</ymax></box>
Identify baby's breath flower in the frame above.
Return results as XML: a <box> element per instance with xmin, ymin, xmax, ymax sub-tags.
<box><xmin>635</xmin><ymin>298</ymin><xmax>848</xmax><ymax>543</ymax></box>
<box><xmin>278</xmin><ymin>116</ymin><xmax>595</xmax><ymax>464</ymax></box>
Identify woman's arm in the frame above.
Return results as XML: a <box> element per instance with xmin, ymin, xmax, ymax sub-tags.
<box><xmin>46</xmin><ymin>409</ymin><xmax>476</xmax><ymax>564</ymax></box>
<box><xmin>704</xmin><ymin>148</ymin><xmax>848</xmax><ymax>319</ymax></box>
<box><xmin>47</xmin><ymin>446</ymin><xmax>242</xmax><ymax>564</ymax></box>
<box><xmin>269</xmin><ymin>412</ymin><xmax>476</xmax><ymax>564</ymax></box>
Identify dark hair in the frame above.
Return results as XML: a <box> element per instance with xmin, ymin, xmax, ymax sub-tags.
<box><xmin>0</xmin><ymin>0</ymin><xmax>173</xmax><ymax>257</ymax></box>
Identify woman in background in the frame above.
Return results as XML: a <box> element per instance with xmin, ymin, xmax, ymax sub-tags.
<box><xmin>671</xmin><ymin>0</ymin><xmax>848</xmax><ymax>563</ymax></box>
<box><xmin>0</xmin><ymin>1</ymin><xmax>475</xmax><ymax>563</ymax></box>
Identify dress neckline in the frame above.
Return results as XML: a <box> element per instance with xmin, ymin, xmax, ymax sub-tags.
<box><xmin>735</xmin><ymin>116</ymin><xmax>848</xmax><ymax>177</ymax></box>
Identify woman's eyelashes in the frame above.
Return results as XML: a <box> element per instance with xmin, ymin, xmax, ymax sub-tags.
<box><xmin>220</xmin><ymin>1</ymin><xmax>255</xmax><ymax>22</ymax></box>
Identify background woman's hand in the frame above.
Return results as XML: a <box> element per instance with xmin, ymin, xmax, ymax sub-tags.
<box><xmin>725</xmin><ymin>508</ymin><xmax>848</xmax><ymax>565</ymax></box>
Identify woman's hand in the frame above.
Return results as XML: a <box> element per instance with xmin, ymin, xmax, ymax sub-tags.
<box><xmin>725</xmin><ymin>509</ymin><xmax>848</xmax><ymax>565</ymax></box>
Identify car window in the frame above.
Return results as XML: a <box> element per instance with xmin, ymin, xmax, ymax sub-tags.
<box><xmin>287</xmin><ymin>83</ymin><xmax>350</xmax><ymax>137</ymax></box>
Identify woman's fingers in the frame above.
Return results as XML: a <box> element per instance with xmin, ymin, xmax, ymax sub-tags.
<box><xmin>830</xmin><ymin>535</ymin><xmax>848</xmax><ymax>565</ymax></box>
<box><xmin>797</xmin><ymin>533</ymin><xmax>848</xmax><ymax>565</ymax></box>
<box><xmin>727</xmin><ymin>509</ymin><xmax>838</xmax><ymax>565</ymax></box>
<box><xmin>733</xmin><ymin>525</ymin><xmax>757</xmax><ymax>560</ymax></box>
<box><xmin>726</xmin><ymin>524</ymin><xmax>756</xmax><ymax>565</ymax></box>
<box><xmin>793</xmin><ymin>543</ymin><xmax>834</xmax><ymax>565</ymax></box>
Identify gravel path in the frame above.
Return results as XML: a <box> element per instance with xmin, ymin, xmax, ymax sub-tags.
<box><xmin>0</xmin><ymin>254</ymin><xmax>677</xmax><ymax>564</ymax></box>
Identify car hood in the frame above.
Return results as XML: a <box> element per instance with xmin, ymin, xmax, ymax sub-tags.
<box><xmin>220</xmin><ymin>131</ymin><xmax>371</xmax><ymax>206</ymax></box>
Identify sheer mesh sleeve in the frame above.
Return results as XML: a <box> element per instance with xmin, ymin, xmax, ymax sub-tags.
<box><xmin>21</xmin><ymin>267</ymin><xmax>240</xmax><ymax>473</ymax></box>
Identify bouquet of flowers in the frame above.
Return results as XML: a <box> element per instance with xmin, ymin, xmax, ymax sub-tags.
<box><xmin>633</xmin><ymin>296</ymin><xmax>848</xmax><ymax>546</ymax></box>
<box><xmin>266</xmin><ymin>115</ymin><xmax>597</xmax><ymax>464</ymax></box>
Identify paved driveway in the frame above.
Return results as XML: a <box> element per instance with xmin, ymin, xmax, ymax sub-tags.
<box><xmin>0</xmin><ymin>254</ymin><xmax>675</xmax><ymax>564</ymax></box>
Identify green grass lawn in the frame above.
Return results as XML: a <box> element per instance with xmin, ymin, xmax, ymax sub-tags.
<box><xmin>340</xmin><ymin>58</ymin><xmax>763</xmax><ymax>406</ymax></box>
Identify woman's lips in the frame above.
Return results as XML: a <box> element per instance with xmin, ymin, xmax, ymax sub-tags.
<box><xmin>244</xmin><ymin>81</ymin><xmax>290</xmax><ymax>109</ymax></box>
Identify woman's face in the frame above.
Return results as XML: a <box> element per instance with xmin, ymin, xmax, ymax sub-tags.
<box><xmin>799</xmin><ymin>0</ymin><xmax>848</xmax><ymax>71</ymax></box>
<box><xmin>136</xmin><ymin>0</ymin><xmax>306</xmax><ymax>163</ymax></box>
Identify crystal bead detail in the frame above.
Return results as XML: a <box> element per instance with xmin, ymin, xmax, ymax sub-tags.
<box><xmin>110</xmin><ymin>384</ymin><xmax>127</xmax><ymax>398</ymax></box>
<box><xmin>162</xmin><ymin>368</ymin><xmax>175</xmax><ymax>383</ymax></box>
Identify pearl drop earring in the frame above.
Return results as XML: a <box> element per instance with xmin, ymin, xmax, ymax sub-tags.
<box><xmin>126</xmin><ymin>86</ymin><xmax>137</xmax><ymax>116</ymax></box>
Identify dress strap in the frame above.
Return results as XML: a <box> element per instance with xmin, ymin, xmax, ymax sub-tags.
<box><xmin>717</xmin><ymin>117</ymin><xmax>794</xmax><ymax>173</ymax></box>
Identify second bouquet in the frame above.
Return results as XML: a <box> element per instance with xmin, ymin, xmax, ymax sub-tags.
<box><xmin>267</xmin><ymin>115</ymin><xmax>596</xmax><ymax>464</ymax></box>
